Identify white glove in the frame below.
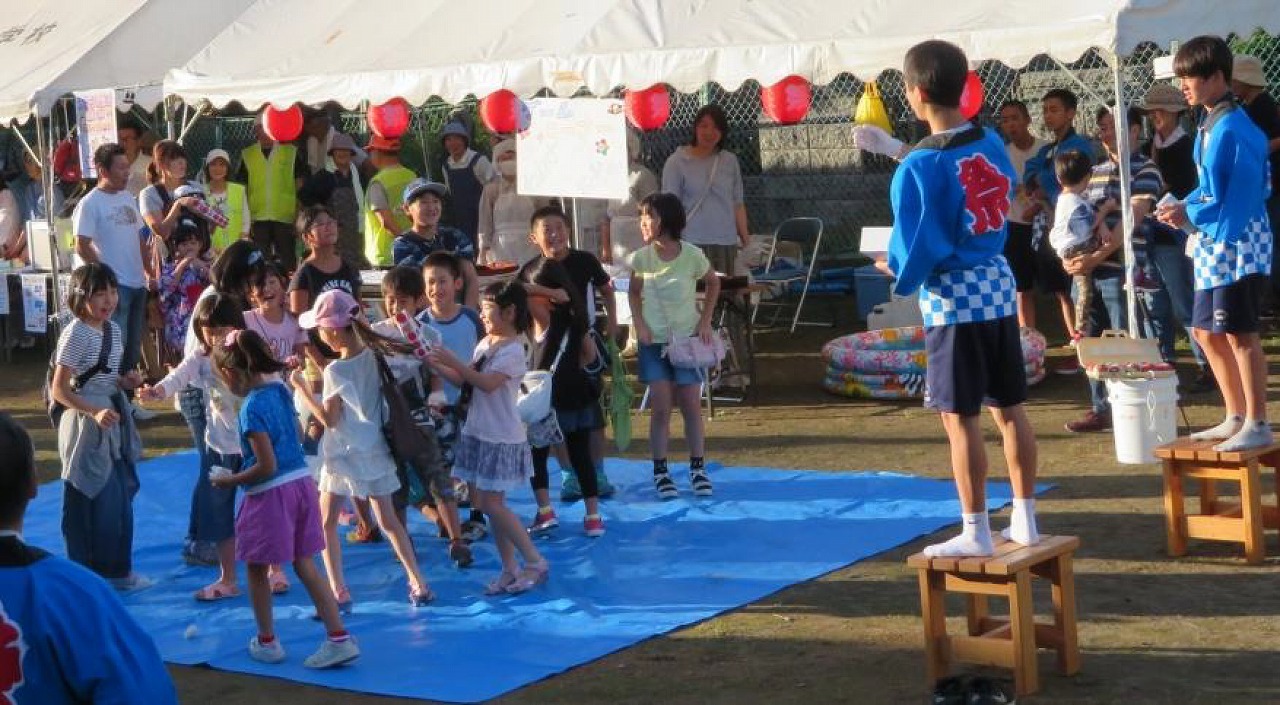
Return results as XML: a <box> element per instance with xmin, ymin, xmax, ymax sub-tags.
<box><xmin>851</xmin><ymin>124</ymin><xmax>905</xmax><ymax>158</ymax></box>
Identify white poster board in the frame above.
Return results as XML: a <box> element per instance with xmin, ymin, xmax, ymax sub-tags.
<box><xmin>75</xmin><ymin>89</ymin><xmax>118</xmax><ymax>179</ymax></box>
<box><xmin>517</xmin><ymin>98</ymin><xmax>628</xmax><ymax>200</ymax></box>
<box><xmin>21</xmin><ymin>274</ymin><xmax>47</xmax><ymax>334</ymax></box>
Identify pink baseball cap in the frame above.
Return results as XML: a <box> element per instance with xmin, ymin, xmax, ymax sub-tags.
<box><xmin>299</xmin><ymin>289</ymin><xmax>361</xmax><ymax>329</ymax></box>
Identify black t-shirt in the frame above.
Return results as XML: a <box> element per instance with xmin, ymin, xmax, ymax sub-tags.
<box><xmin>518</xmin><ymin>250</ymin><xmax>610</xmax><ymax>313</ymax></box>
<box><xmin>1147</xmin><ymin>133</ymin><xmax>1197</xmax><ymax>200</ymax></box>
<box><xmin>288</xmin><ymin>257</ymin><xmax>362</xmax><ymax>301</ymax></box>
<box><xmin>1242</xmin><ymin>91</ymin><xmax>1280</xmax><ymax>197</ymax></box>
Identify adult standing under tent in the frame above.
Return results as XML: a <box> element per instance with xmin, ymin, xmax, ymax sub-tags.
<box><xmin>73</xmin><ymin>143</ymin><xmax>153</xmax><ymax>422</ymax></box>
<box><xmin>299</xmin><ymin>132</ymin><xmax>368</xmax><ymax>268</ymax></box>
<box><xmin>1142</xmin><ymin>82</ymin><xmax>1213</xmax><ymax>393</ymax></box>
<box><xmin>661</xmin><ymin>104</ymin><xmax>749</xmax><ymax>277</ymax></box>
<box><xmin>477</xmin><ymin>139</ymin><xmax>546</xmax><ymax>266</ymax></box>
<box><xmin>118</xmin><ymin>119</ymin><xmax>152</xmax><ymax>198</ymax></box>
<box><xmin>202</xmin><ymin>148</ymin><xmax>250</xmax><ymax>254</ymax></box>
<box><xmin>237</xmin><ymin>114</ymin><xmax>308</xmax><ymax>271</ymax></box>
<box><xmin>439</xmin><ymin>119</ymin><xmax>495</xmax><ymax>243</ymax></box>
<box><xmin>364</xmin><ymin>134</ymin><xmax>416</xmax><ymax>268</ymax></box>
<box><xmin>303</xmin><ymin>107</ymin><xmax>367</xmax><ymax>176</ymax></box>
<box><xmin>997</xmin><ymin>100</ymin><xmax>1048</xmax><ymax>330</ymax></box>
<box><xmin>1231</xmin><ymin>54</ymin><xmax>1280</xmax><ymax>311</ymax></box>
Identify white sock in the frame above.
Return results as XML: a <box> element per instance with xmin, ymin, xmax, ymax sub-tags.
<box><xmin>1213</xmin><ymin>419</ymin><xmax>1273</xmax><ymax>452</ymax></box>
<box><xmin>1190</xmin><ymin>414</ymin><xmax>1243</xmax><ymax>441</ymax></box>
<box><xmin>923</xmin><ymin>512</ymin><xmax>994</xmax><ymax>558</ymax></box>
<box><xmin>1000</xmin><ymin>497</ymin><xmax>1041</xmax><ymax>546</ymax></box>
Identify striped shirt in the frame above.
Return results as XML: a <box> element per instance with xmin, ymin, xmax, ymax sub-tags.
<box><xmin>1084</xmin><ymin>153</ymin><xmax>1164</xmax><ymax>269</ymax></box>
<box><xmin>55</xmin><ymin>318</ymin><xmax>123</xmax><ymax>397</ymax></box>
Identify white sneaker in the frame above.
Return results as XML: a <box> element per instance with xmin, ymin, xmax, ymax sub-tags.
<box><xmin>131</xmin><ymin>402</ymin><xmax>158</xmax><ymax>421</ymax></box>
<box><xmin>109</xmin><ymin>572</ymin><xmax>154</xmax><ymax>592</ymax></box>
<box><xmin>249</xmin><ymin>636</ymin><xmax>286</xmax><ymax>664</ymax></box>
<box><xmin>303</xmin><ymin>638</ymin><xmax>359</xmax><ymax>669</ymax></box>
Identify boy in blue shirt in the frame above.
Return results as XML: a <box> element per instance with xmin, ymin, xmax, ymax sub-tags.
<box><xmin>1159</xmin><ymin>35</ymin><xmax>1274</xmax><ymax>451</ymax></box>
<box><xmin>853</xmin><ymin>40</ymin><xmax>1041</xmax><ymax>557</ymax></box>
<box><xmin>0</xmin><ymin>412</ymin><xmax>177</xmax><ymax>704</ymax></box>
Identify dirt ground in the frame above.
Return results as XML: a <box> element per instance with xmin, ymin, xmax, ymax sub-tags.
<box><xmin>7</xmin><ymin>302</ymin><xmax>1280</xmax><ymax>704</ymax></box>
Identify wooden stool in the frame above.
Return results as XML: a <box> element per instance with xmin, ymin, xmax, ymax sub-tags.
<box><xmin>1155</xmin><ymin>438</ymin><xmax>1280</xmax><ymax>565</ymax></box>
<box><xmin>907</xmin><ymin>536</ymin><xmax>1081</xmax><ymax>697</ymax></box>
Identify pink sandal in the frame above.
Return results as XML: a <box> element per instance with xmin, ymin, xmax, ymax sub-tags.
<box><xmin>194</xmin><ymin>581</ymin><xmax>241</xmax><ymax>602</ymax></box>
<box><xmin>483</xmin><ymin>571</ymin><xmax>517</xmax><ymax>595</ymax></box>
<box><xmin>505</xmin><ymin>561</ymin><xmax>549</xmax><ymax>595</ymax></box>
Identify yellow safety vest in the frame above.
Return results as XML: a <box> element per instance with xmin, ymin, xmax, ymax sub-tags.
<box><xmin>209</xmin><ymin>182</ymin><xmax>246</xmax><ymax>253</ymax></box>
<box><xmin>364</xmin><ymin>165</ymin><xmax>415</xmax><ymax>267</ymax></box>
<box><xmin>241</xmin><ymin>143</ymin><xmax>298</xmax><ymax>223</ymax></box>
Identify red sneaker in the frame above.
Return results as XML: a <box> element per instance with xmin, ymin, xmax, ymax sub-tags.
<box><xmin>583</xmin><ymin>514</ymin><xmax>606</xmax><ymax>538</ymax></box>
<box><xmin>1065</xmin><ymin>410</ymin><xmax>1111</xmax><ymax>433</ymax></box>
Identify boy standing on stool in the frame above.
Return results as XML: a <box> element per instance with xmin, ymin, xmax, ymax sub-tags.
<box><xmin>852</xmin><ymin>40</ymin><xmax>1040</xmax><ymax>557</ymax></box>
<box><xmin>1159</xmin><ymin>35</ymin><xmax>1274</xmax><ymax>452</ymax></box>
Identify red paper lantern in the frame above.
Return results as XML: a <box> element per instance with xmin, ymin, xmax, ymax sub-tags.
<box><xmin>761</xmin><ymin>75</ymin><xmax>812</xmax><ymax>125</ymax></box>
<box><xmin>960</xmin><ymin>71</ymin><xmax>984</xmax><ymax>119</ymax></box>
<box><xmin>368</xmin><ymin>97</ymin><xmax>411</xmax><ymax>139</ymax></box>
<box><xmin>262</xmin><ymin>104</ymin><xmax>303</xmax><ymax>142</ymax></box>
<box><xmin>624</xmin><ymin>84</ymin><xmax>671</xmax><ymax>131</ymax></box>
<box><xmin>479</xmin><ymin>89</ymin><xmax>530</xmax><ymax>134</ymax></box>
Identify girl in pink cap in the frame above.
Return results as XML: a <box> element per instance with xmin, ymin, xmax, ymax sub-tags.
<box><xmin>290</xmin><ymin>289</ymin><xmax>433</xmax><ymax>608</ymax></box>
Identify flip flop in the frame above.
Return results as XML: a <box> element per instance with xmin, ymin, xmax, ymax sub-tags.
<box><xmin>269</xmin><ymin>570</ymin><xmax>290</xmax><ymax>595</ymax></box>
<box><xmin>194</xmin><ymin>581</ymin><xmax>241</xmax><ymax>602</ymax></box>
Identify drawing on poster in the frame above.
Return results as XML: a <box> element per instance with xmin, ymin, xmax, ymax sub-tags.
<box><xmin>75</xmin><ymin>89</ymin><xmax>118</xmax><ymax>179</ymax></box>
<box><xmin>517</xmin><ymin>98</ymin><xmax>628</xmax><ymax>200</ymax></box>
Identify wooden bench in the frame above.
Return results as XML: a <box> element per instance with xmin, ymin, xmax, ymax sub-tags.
<box><xmin>907</xmin><ymin>535</ymin><xmax>1081</xmax><ymax>697</ymax></box>
<box><xmin>1155</xmin><ymin>438</ymin><xmax>1280</xmax><ymax>565</ymax></box>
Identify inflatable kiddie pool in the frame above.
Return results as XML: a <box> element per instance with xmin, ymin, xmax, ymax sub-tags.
<box><xmin>821</xmin><ymin>325</ymin><xmax>1046</xmax><ymax>399</ymax></box>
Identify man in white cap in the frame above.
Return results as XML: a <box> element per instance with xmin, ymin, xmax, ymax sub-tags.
<box><xmin>299</xmin><ymin>132</ymin><xmax>368</xmax><ymax>267</ymax></box>
<box><xmin>1232</xmin><ymin>54</ymin><xmax>1280</xmax><ymax>307</ymax></box>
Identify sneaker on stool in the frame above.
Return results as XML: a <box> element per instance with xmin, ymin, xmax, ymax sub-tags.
<box><xmin>1065</xmin><ymin>410</ymin><xmax>1111</xmax><ymax>433</ymax></box>
<box><xmin>303</xmin><ymin>638</ymin><xmax>360</xmax><ymax>669</ymax></box>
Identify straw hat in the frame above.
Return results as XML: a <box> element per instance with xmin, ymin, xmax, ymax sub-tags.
<box><xmin>1234</xmin><ymin>55</ymin><xmax>1267</xmax><ymax>88</ymax></box>
<box><xmin>1142</xmin><ymin>82</ymin><xmax>1186</xmax><ymax>113</ymax></box>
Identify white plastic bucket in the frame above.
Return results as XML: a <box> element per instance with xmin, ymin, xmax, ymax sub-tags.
<box><xmin>1106</xmin><ymin>376</ymin><xmax>1179</xmax><ymax>464</ymax></box>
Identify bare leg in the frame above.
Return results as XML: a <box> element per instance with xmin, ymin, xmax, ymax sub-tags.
<box><xmin>991</xmin><ymin>404</ymin><xmax>1041</xmax><ymax>545</ymax></box>
<box><xmin>368</xmin><ymin>495</ymin><xmax>427</xmax><ymax>592</ymax></box>
<box><xmin>648</xmin><ymin>381</ymin><xmax>674</xmax><ymax>460</ymax></box>
<box><xmin>1190</xmin><ymin>329</ymin><xmax>1246</xmax><ymax>441</ymax></box>
<box><xmin>1215</xmin><ymin>332</ymin><xmax>1274</xmax><ymax>451</ymax></box>
<box><xmin>246</xmin><ymin>563</ymin><xmax>273</xmax><ymax>638</ymax></box>
<box><xmin>1056</xmin><ymin>291</ymin><xmax>1077</xmax><ymax>338</ymax></box>
<box><xmin>318</xmin><ymin>491</ymin><xmax>346</xmax><ymax>596</ymax></box>
<box><xmin>676</xmin><ymin>383</ymin><xmax>706</xmax><ymax>458</ymax></box>
<box><xmin>922</xmin><ymin>411</ymin><xmax>995</xmax><ymax>558</ymax></box>
<box><xmin>352</xmin><ymin>496</ymin><xmax>376</xmax><ymax>536</ymax></box>
<box><xmin>294</xmin><ymin>557</ymin><xmax>344</xmax><ymax>634</ymax></box>
<box><xmin>479</xmin><ymin>489</ymin><xmax>543</xmax><ymax>572</ymax></box>
<box><xmin>216</xmin><ymin>537</ymin><xmax>237</xmax><ymax>587</ymax></box>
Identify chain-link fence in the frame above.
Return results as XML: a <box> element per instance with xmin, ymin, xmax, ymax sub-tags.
<box><xmin>6</xmin><ymin>31</ymin><xmax>1279</xmax><ymax>261</ymax></box>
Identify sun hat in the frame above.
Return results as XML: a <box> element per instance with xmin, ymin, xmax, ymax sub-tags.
<box><xmin>328</xmin><ymin>132</ymin><xmax>358</xmax><ymax>155</ymax></box>
<box><xmin>1233</xmin><ymin>55</ymin><xmax>1267</xmax><ymax>88</ymax></box>
<box><xmin>402</xmin><ymin>178</ymin><xmax>448</xmax><ymax>206</ymax></box>
<box><xmin>440</xmin><ymin>120</ymin><xmax>470</xmax><ymax>146</ymax></box>
<box><xmin>1142</xmin><ymin>82</ymin><xmax>1186</xmax><ymax>113</ymax></box>
<box><xmin>203</xmin><ymin>148</ymin><xmax>231</xmax><ymax>166</ymax></box>
<box><xmin>299</xmin><ymin>289</ymin><xmax>362</xmax><ymax>330</ymax></box>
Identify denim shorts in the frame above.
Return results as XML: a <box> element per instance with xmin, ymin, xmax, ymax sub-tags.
<box><xmin>637</xmin><ymin>343</ymin><xmax>705</xmax><ymax>386</ymax></box>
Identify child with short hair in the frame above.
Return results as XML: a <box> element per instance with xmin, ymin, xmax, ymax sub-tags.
<box><xmin>290</xmin><ymin>289</ymin><xmax>434</xmax><ymax>608</ymax></box>
<box><xmin>1048</xmin><ymin>150</ymin><xmax>1107</xmax><ymax>341</ymax></box>
<box><xmin>854</xmin><ymin>39</ymin><xmax>1040</xmax><ymax>558</ymax></box>
<box><xmin>1159</xmin><ymin>35</ymin><xmax>1274</xmax><ymax>451</ymax></box>
<box><xmin>158</xmin><ymin>222</ymin><xmax>212</xmax><ymax>363</ymax></box>
<box><xmin>420</xmin><ymin>252</ymin><xmax>489</xmax><ymax>541</ymax></box>
<box><xmin>52</xmin><ymin>263</ymin><xmax>148</xmax><ymax>590</ymax></box>
<box><xmin>426</xmin><ymin>281</ymin><xmax>549</xmax><ymax>594</ymax></box>
<box><xmin>208</xmin><ymin>329</ymin><xmax>358</xmax><ymax>668</ymax></box>
<box><xmin>375</xmin><ymin>265</ymin><xmax>472</xmax><ymax>568</ymax></box>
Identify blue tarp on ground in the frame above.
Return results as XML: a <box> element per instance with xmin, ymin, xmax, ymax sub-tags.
<box><xmin>24</xmin><ymin>452</ymin><xmax>1035</xmax><ymax>703</ymax></box>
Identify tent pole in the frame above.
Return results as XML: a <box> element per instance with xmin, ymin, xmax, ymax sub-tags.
<box><xmin>1109</xmin><ymin>51</ymin><xmax>1138</xmax><ymax>338</ymax></box>
<box><xmin>34</xmin><ymin>113</ymin><xmax>63</xmax><ymax>334</ymax></box>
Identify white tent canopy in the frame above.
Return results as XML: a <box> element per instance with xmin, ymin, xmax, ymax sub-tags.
<box><xmin>0</xmin><ymin>0</ymin><xmax>256</xmax><ymax>126</ymax></box>
<box><xmin>166</xmin><ymin>0</ymin><xmax>1280</xmax><ymax>108</ymax></box>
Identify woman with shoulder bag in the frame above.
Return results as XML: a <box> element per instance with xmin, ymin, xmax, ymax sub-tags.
<box><xmin>627</xmin><ymin>193</ymin><xmax>720</xmax><ymax>500</ymax></box>
<box><xmin>521</xmin><ymin>258</ymin><xmax>607</xmax><ymax>538</ymax></box>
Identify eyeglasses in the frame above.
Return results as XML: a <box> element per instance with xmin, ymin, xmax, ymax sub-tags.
<box><xmin>309</xmin><ymin>218</ymin><xmax>337</xmax><ymax>231</ymax></box>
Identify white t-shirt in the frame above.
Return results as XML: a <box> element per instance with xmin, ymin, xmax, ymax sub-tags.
<box><xmin>461</xmin><ymin>338</ymin><xmax>526</xmax><ymax>445</ymax></box>
<box><xmin>1049</xmin><ymin>192</ymin><xmax>1096</xmax><ymax>257</ymax></box>
<box><xmin>1006</xmin><ymin>137</ymin><xmax>1047</xmax><ymax>224</ymax></box>
<box><xmin>321</xmin><ymin>348</ymin><xmax>389</xmax><ymax>455</ymax></box>
<box><xmin>72</xmin><ymin>188</ymin><xmax>147</xmax><ymax>289</ymax></box>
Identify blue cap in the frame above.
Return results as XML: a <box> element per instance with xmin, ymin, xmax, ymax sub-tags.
<box><xmin>440</xmin><ymin>120</ymin><xmax>470</xmax><ymax>145</ymax></box>
<box><xmin>402</xmin><ymin>178</ymin><xmax>448</xmax><ymax>206</ymax></box>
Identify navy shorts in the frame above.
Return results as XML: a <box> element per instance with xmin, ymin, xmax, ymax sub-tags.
<box><xmin>1192</xmin><ymin>274</ymin><xmax>1267</xmax><ymax>334</ymax></box>
<box><xmin>196</xmin><ymin>449</ymin><xmax>240</xmax><ymax>543</ymax></box>
<box><xmin>924</xmin><ymin>316</ymin><xmax>1028</xmax><ymax>416</ymax></box>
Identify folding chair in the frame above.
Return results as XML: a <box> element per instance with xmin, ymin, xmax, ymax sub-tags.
<box><xmin>750</xmin><ymin>217</ymin><xmax>827</xmax><ymax>333</ymax></box>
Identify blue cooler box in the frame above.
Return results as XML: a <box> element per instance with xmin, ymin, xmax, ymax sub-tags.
<box><xmin>853</xmin><ymin>265</ymin><xmax>892</xmax><ymax>321</ymax></box>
